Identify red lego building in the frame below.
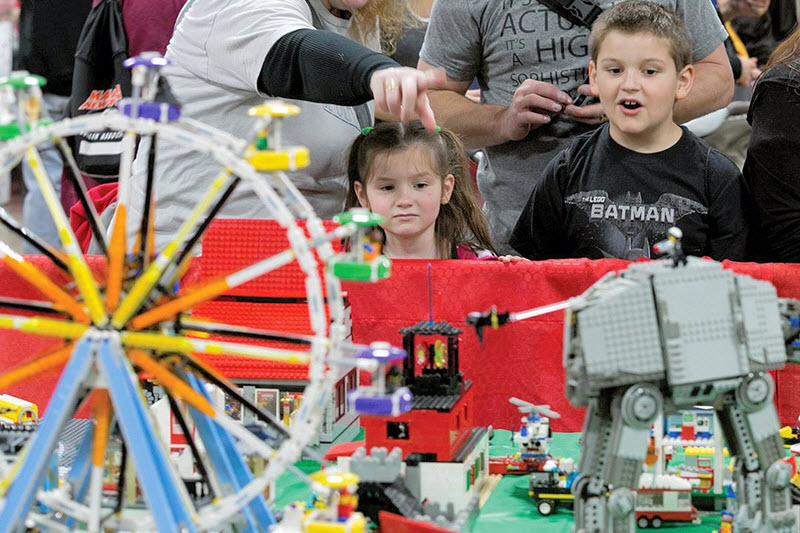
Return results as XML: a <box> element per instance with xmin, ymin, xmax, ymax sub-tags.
<box><xmin>360</xmin><ymin>321</ymin><xmax>475</xmax><ymax>462</ymax></box>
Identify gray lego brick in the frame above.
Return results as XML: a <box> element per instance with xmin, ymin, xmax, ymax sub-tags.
<box><xmin>349</xmin><ymin>446</ymin><xmax>403</xmax><ymax>483</ymax></box>
<box><xmin>578</xmin><ymin>279</ymin><xmax>665</xmax><ymax>382</ymax></box>
<box><xmin>384</xmin><ymin>477</ymin><xmax>424</xmax><ymax>517</ymax></box>
<box><xmin>653</xmin><ymin>264</ymin><xmax>745</xmax><ymax>385</ymax></box>
<box><xmin>737</xmin><ymin>276</ymin><xmax>786</xmax><ymax>368</ymax></box>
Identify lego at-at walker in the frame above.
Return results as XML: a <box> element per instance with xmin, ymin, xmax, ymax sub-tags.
<box><xmin>469</xmin><ymin>230</ymin><xmax>800</xmax><ymax>533</ymax></box>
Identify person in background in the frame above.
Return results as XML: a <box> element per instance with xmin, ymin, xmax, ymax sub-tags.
<box><xmin>510</xmin><ymin>1</ymin><xmax>752</xmax><ymax>261</ymax></box>
<box><xmin>120</xmin><ymin>0</ymin><xmax>186</xmax><ymax>56</ymax></box>
<box><xmin>730</xmin><ymin>0</ymin><xmax>796</xmax><ymax>65</ymax></box>
<box><xmin>388</xmin><ymin>0</ymin><xmax>432</xmax><ymax>68</ymax></box>
<box><xmin>716</xmin><ymin>0</ymin><xmax>771</xmax><ymax>87</ymax></box>
<box><xmin>743</xmin><ymin>24</ymin><xmax>800</xmax><ymax>262</ymax></box>
<box><xmin>125</xmin><ymin>0</ymin><xmax>444</xmax><ymax>252</ymax></box>
<box><xmin>15</xmin><ymin>0</ymin><xmax>91</xmax><ymax>252</ymax></box>
<box><xmin>346</xmin><ymin>120</ymin><xmax>496</xmax><ymax>260</ymax></box>
<box><xmin>418</xmin><ymin>0</ymin><xmax>734</xmax><ymax>254</ymax></box>
<box><xmin>61</xmin><ymin>0</ymin><xmax>188</xmax><ymax>218</ymax></box>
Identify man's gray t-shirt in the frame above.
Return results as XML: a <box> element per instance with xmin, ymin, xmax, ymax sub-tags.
<box><xmin>420</xmin><ymin>0</ymin><xmax>728</xmax><ymax>252</ymax></box>
<box><xmin>126</xmin><ymin>0</ymin><xmax>375</xmax><ymax>250</ymax></box>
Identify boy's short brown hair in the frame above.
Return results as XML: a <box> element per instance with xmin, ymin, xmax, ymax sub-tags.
<box><xmin>589</xmin><ymin>0</ymin><xmax>692</xmax><ymax>70</ymax></box>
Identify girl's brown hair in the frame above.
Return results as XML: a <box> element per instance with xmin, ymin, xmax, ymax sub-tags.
<box><xmin>346</xmin><ymin>120</ymin><xmax>495</xmax><ymax>258</ymax></box>
<box><xmin>766</xmin><ymin>25</ymin><xmax>800</xmax><ymax>70</ymax></box>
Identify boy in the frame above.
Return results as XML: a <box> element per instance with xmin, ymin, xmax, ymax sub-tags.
<box><xmin>509</xmin><ymin>1</ymin><xmax>752</xmax><ymax>261</ymax></box>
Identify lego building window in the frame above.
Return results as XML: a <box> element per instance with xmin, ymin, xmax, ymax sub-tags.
<box><xmin>387</xmin><ymin>421</ymin><xmax>409</xmax><ymax>439</ymax></box>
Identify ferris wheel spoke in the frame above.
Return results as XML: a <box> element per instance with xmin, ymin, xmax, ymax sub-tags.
<box><xmin>105</xmin><ymin>131</ymin><xmax>137</xmax><ymax>313</ymax></box>
<box><xmin>171</xmin><ymin>355</ymin><xmax>290</xmax><ymax>437</ymax></box>
<box><xmin>163</xmin><ymin>177</ymin><xmax>241</xmax><ymax>290</ymax></box>
<box><xmin>22</xmin><ymin>146</ymin><xmax>106</xmax><ymax>326</ymax></box>
<box><xmin>0</xmin><ymin>313</ymin><xmax>89</xmax><ymax>340</ymax></box>
<box><xmin>127</xmin><ymin>349</ymin><xmax>216</xmax><ymax>418</ymax></box>
<box><xmin>87</xmin><ymin>389</ymin><xmax>112</xmax><ymax>533</ymax></box>
<box><xmin>0</xmin><ymin>243</ymin><xmax>88</xmax><ymax>323</ymax></box>
<box><xmin>0</xmin><ymin>296</ymin><xmax>68</xmax><ymax>316</ymax></box>
<box><xmin>121</xmin><ymin>330</ymin><xmax>312</xmax><ymax>365</ymax></box>
<box><xmin>164</xmin><ymin>352</ymin><xmax>328</xmax><ymax>465</ymax></box>
<box><xmin>179</xmin><ymin>317</ymin><xmax>315</xmax><ymax>346</ymax></box>
<box><xmin>0</xmin><ymin>206</ymin><xmax>69</xmax><ymax>272</ymax></box>
<box><xmin>0</xmin><ymin>341</ymin><xmax>74</xmax><ymax>390</ymax></box>
<box><xmin>129</xmin><ymin>223</ymin><xmax>354</xmax><ymax>331</ymax></box>
<box><xmin>133</xmin><ymin>136</ymin><xmax>158</xmax><ymax>270</ymax></box>
<box><xmin>177</xmin><ymin>318</ymin><xmax>374</xmax><ymax>362</ymax></box>
<box><xmin>55</xmin><ymin>138</ymin><xmax>108</xmax><ymax>257</ymax></box>
<box><xmin>164</xmin><ymin>393</ymin><xmax>217</xmax><ymax>501</ymax></box>
<box><xmin>111</xmin><ymin>172</ymin><xmax>237</xmax><ymax>329</ymax></box>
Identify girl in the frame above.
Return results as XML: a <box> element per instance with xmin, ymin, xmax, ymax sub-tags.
<box><xmin>346</xmin><ymin>120</ymin><xmax>496</xmax><ymax>260</ymax></box>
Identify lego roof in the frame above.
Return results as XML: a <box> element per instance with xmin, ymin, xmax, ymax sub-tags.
<box><xmin>399</xmin><ymin>320</ymin><xmax>462</xmax><ymax>336</ymax></box>
<box><xmin>411</xmin><ymin>381</ymin><xmax>472</xmax><ymax>411</ymax></box>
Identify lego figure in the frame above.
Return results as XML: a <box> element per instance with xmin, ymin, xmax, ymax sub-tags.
<box><xmin>304</xmin><ymin>470</ymin><xmax>366</xmax><ymax>531</ymax></box>
<box><xmin>348</xmin><ymin>341</ymin><xmax>412</xmax><ymax>417</ymax></box>
<box><xmin>361</xmin><ymin>227</ymin><xmax>384</xmax><ymax>262</ymax></box>
<box><xmin>329</xmin><ymin>208</ymin><xmax>391</xmax><ymax>282</ymax></box>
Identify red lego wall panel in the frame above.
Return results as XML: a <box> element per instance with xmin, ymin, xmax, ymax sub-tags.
<box><xmin>199</xmin><ymin>218</ymin><xmax>341</xmax><ymax>298</ymax></box>
<box><xmin>190</xmin><ymin>300</ymin><xmax>326</xmax><ymax>380</ymax></box>
<box><xmin>343</xmin><ymin>259</ymin><xmax>800</xmax><ymax>433</ymax></box>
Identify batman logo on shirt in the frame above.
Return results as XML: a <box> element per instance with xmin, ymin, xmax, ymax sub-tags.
<box><xmin>566</xmin><ymin>190</ymin><xmax>708</xmax><ymax>259</ymax></box>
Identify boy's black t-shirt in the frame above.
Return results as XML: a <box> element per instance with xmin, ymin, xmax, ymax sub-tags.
<box><xmin>510</xmin><ymin>125</ymin><xmax>751</xmax><ymax>261</ymax></box>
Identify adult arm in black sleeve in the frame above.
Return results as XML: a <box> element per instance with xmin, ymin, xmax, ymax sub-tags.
<box><xmin>703</xmin><ymin>150</ymin><xmax>752</xmax><ymax>261</ymax></box>
<box><xmin>258</xmin><ymin>28</ymin><xmax>400</xmax><ymax>106</ymax></box>
<box><xmin>724</xmin><ymin>38</ymin><xmax>743</xmax><ymax>81</ymax></box>
<box><xmin>742</xmin><ymin>73</ymin><xmax>800</xmax><ymax>262</ymax></box>
<box><xmin>509</xmin><ymin>150</ymin><xmax>571</xmax><ymax>260</ymax></box>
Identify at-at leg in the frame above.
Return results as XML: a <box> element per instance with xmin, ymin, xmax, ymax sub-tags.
<box><xmin>573</xmin><ymin>383</ymin><xmax>663</xmax><ymax>533</ymax></box>
<box><xmin>716</xmin><ymin>373</ymin><xmax>796</xmax><ymax>533</ymax></box>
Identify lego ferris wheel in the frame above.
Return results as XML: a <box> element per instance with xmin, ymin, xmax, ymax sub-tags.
<box><xmin>0</xmin><ymin>56</ymin><xmax>399</xmax><ymax>531</ymax></box>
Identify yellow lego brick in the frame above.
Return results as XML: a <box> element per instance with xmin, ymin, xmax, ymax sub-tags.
<box><xmin>248</xmin><ymin>147</ymin><xmax>310</xmax><ymax>171</ymax></box>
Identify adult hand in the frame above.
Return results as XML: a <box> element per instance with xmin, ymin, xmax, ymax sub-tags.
<box><xmin>562</xmin><ymin>83</ymin><xmax>606</xmax><ymax>125</ymax></box>
<box><xmin>370</xmin><ymin>67</ymin><xmax>447</xmax><ymax>131</ymax></box>
<box><xmin>736</xmin><ymin>56</ymin><xmax>762</xmax><ymax>87</ymax></box>
<box><xmin>497</xmin><ymin>80</ymin><xmax>573</xmax><ymax>141</ymax></box>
